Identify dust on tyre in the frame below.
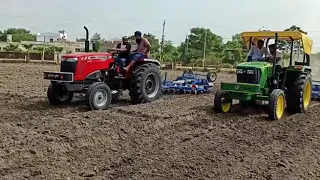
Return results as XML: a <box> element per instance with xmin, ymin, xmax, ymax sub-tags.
<box><xmin>268</xmin><ymin>89</ymin><xmax>286</xmax><ymax>120</ymax></box>
<box><xmin>111</xmin><ymin>90</ymin><xmax>122</xmax><ymax>103</ymax></box>
<box><xmin>47</xmin><ymin>83</ymin><xmax>73</xmax><ymax>105</ymax></box>
<box><xmin>214</xmin><ymin>90</ymin><xmax>232</xmax><ymax>113</ymax></box>
<box><xmin>85</xmin><ymin>82</ymin><xmax>112</xmax><ymax>110</ymax></box>
<box><xmin>129</xmin><ymin>63</ymin><xmax>162</xmax><ymax>104</ymax></box>
<box><xmin>286</xmin><ymin>72</ymin><xmax>312</xmax><ymax>113</ymax></box>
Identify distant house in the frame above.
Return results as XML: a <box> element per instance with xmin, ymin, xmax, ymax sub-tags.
<box><xmin>36</xmin><ymin>30</ymin><xmax>67</xmax><ymax>43</ymax></box>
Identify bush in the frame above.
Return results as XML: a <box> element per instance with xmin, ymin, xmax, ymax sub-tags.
<box><xmin>219</xmin><ymin>63</ymin><xmax>233</xmax><ymax>69</ymax></box>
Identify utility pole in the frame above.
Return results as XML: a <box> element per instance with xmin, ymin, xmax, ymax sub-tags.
<box><xmin>42</xmin><ymin>35</ymin><xmax>46</xmax><ymax>62</ymax></box>
<box><xmin>202</xmin><ymin>30</ymin><xmax>207</xmax><ymax>67</ymax></box>
<box><xmin>159</xmin><ymin>19</ymin><xmax>166</xmax><ymax>64</ymax></box>
<box><xmin>184</xmin><ymin>35</ymin><xmax>189</xmax><ymax>64</ymax></box>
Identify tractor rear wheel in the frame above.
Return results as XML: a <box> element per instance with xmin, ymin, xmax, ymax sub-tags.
<box><xmin>85</xmin><ymin>82</ymin><xmax>112</xmax><ymax>110</ymax></box>
<box><xmin>214</xmin><ymin>90</ymin><xmax>232</xmax><ymax>113</ymax></box>
<box><xmin>286</xmin><ymin>72</ymin><xmax>312</xmax><ymax>113</ymax></box>
<box><xmin>129</xmin><ymin>63</ymin><xmax>162</xmax><ymax>104</ymax></box>
<box><xmin>268</xmin><ymin>89</ymin><xmax>286</xmax><ymax>120</ymax></box>
<box><xmin>47</xmin><ymin>83</ymin><xmax>73</xmax><ymax>105</ymax></box>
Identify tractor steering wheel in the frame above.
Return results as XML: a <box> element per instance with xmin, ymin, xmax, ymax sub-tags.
<box><xmin>107</xmin><ymin>49</ymin><xmax>119</xmax><ymax>55</ymax></box>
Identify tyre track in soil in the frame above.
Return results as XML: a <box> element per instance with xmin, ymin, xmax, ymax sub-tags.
<box><xmin>2</xmin><ymin>92</ymin><xmax>320</xmax><ymax>179</ymax></box>
<box><xmin>1</xmin><ymin>63</ymin><xmax>320</xmax><ymax>179</ymax></box>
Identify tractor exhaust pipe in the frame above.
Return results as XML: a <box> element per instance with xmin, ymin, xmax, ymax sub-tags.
<box><xmin>84</xmin><ymin>26</ymin><xmax>89</xmax><ymax>52</ymax></box>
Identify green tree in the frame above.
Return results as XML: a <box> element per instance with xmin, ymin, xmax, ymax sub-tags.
<box><xmin>22</xmin><ymin>44</ymin><xmax>33</xmax><ymax>62</ymax></box>
<box><xmin>91</xmin><ymin>32</ymin><xmax>102</xmax><ymax>51</ymax></box>
<box><xmin>277</xmin><ymin>25</ymin><xmax>306</xmax><ymax>52</ymax></box>
<box><xmin>222</xmin><ymin>34</ymin><xmax>248</xmax><ymax>65</ymax></box>
<box><xmin>0</xmin><ymin>31</ymin><xmax>5</xmax><ymax>41</ymax></box>
<box><xmin>161</xmin><ymin>40</ymin><xmax>179</xmax><ymax>63</ymax></box>
<box><xmin>2</xmin><ymin>28</ymin><xmax>36</xmax><ymax>42</ymax></box>
<box><xmin>54</xmin><ymin>46</ymin><xmax>64</xmax><ymax>62</ymax></box>
<box><xmin>179</xmin><ymin>27</ymin><xmax>225</xmax><ymax>65</ymax></box>
<box><xmin>4</xmin><ymin>44</ymin><xmax>21</xmax><ymax>52</ymax></box>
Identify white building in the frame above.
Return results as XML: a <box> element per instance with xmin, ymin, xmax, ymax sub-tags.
<box><xmin>36</xmin><ymin>30</ymin><xmax>67</xmax><ymax>42</ymax></box>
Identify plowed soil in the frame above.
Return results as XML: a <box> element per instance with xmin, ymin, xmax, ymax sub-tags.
<box><xmin>0</xmin><ymin>63</ymin><xmax>320</xmax><ymax>180</ymax></box>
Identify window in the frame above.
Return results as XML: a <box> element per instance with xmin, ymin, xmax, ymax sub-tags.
<box><xmin>49</xmin><ymin>39</ymin><xmax>54</xmax><ymax>42</ymax></box>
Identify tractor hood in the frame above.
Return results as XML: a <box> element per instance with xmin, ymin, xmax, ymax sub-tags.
<box><xmin>62</xmin><ymin>52</ymin><xmax>112</xmax><ymax>58</ymax></box>
<box><xmin>237</xmin><ymin>61</ymin><xmax>272</xmax><ymax>69</ymax></box>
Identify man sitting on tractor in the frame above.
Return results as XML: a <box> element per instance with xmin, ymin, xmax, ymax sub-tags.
<box><xmin>112</xmin><ymin>36</ymin><xmax>131</xmax><ymax>74</ymax></box>
<box><xmin>124</xmin><ymin>31</ymin><xmax>151</xmax><ymax>71</ymax></box>
<box><xmin>247</xmin><ymin>39</ymin><xmax>269</xmax><ymax>62</ymax></box>
<box><xmin>266</xmin><ymin>44</ymin><xmax>283</xmax><ymax>67</ymax></box>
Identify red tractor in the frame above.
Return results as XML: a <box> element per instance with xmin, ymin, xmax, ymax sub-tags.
<box><xmin>43</xmin><ymin>26</ymin><xmax>162</xmax><ymax>110</ymax></box>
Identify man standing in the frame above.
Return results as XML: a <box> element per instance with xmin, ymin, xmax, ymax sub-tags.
<box><xmin>247</xmin><ymin>39</ymin><xmax>269</xmax><ymax>61</ymax></box>
<box><xmin>112</xmin><ymin>36</ymin><xmax>131</xmax><ymax>74</ymax></box>
<box><xmin>124</xmin><ymin>31</ymin><xmax>151</xmax><ymax>71</ymax></box>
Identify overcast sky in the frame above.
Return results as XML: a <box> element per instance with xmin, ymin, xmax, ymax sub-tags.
<box><xmin>1</xmin><ymin>0</ymin><xmax>320</xmax><ymax>52</ymax></box>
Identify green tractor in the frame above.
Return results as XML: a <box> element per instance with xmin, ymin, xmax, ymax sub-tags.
<box><xmin>214</xmin><ymin>31</ymin><xmax>313</xmax><ymax>120</ymax></box>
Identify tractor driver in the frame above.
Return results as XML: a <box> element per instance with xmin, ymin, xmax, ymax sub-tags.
<box><xmin>247</xmin><ymin>39</ymin><xmax>269</xmax><ymax>62</ymax></box>
<box><xmin>112</xmin><ymin>36</ymin><xmax>132</xmax><ymax>74</ymax></box>
<box><xmin>266</xmin><ymin>44</ymin><xmax>283</xmax><ymax>67</ymax></box>
<box><xmin>124</xmin><ymin>31</ymin><xmax>151</xmax><ymax>71</ymax></box>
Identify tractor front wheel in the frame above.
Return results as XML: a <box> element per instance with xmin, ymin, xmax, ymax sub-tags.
<box><xmin>47</xmin><ymin>83</ymin><xmax>73</xmax><ymax>105</ymax></box>
<box><xmin>129</xmin><ymin>63</ymin><xmax>162</xmax><ymax>104</ymax></box>
<box><xmin>85</xmin><ymin>82</ymin><xmax>112</xmax><ymax>110</ymax></box>
<box><xmin>214</xmin><ymin>90</ymin><xmax>232</xmax><ymax>113</ymax></box>
<box><xmin>268</xmin><ymin>89</ymin><xmax>286</xmax><ymax>120</ymax></box>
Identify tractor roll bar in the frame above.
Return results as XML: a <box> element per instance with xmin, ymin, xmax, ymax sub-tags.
<box><xmin>84</xmin><ymin>26</ymin><xmax>89</xmax><ymax>52</ymax></box>
<box><xmin>272</xmin><ymin>33</ymin><xmax>278</xmax><ymax>75</ymax></box>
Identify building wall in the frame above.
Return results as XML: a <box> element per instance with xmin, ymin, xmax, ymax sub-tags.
<box><xmin>36</xmin><ymin>32</ymin><xmax>67</xmax><ymax>42</ymax></box>
<box><xmin>0</xmin><ymin>41</ymin><xmax>92</xmax><ymax>53</ymax></box>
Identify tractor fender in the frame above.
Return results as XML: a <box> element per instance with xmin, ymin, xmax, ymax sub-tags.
<box><xmin>143</xmin><ymin>59</ymin><xmax>161</xmax><ymax>66</ymax></box>
<box><xmin>85</xmin><ymin>70</ymin><xmax>102</xmax><ymax>80</ymax></box>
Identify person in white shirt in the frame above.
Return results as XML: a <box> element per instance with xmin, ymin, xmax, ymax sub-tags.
<box><xmin>266</xmin><ymin>44</ymin><xmax>283</xmax><ymax>67</ymax></box>
<box><xmin>247</xmin><ymin>39</ymin><xmax>270</xmax><ymax>61</ymax></box>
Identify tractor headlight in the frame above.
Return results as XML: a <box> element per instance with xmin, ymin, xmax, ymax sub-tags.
<box><xmin>236</xmin><ymin>69</ymin><xmax>243</xmax><ymax>74</ymax></box>
<box><xmin>247</xmin><ymin>70</ymin><xmax>254</xmax><ymax>74</ymax></box>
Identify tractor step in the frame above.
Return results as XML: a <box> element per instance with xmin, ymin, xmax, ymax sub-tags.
<box><xmin>114</xmin><ymin>76</ymin><xmax>125</xmax><ymax>79</ymax></box>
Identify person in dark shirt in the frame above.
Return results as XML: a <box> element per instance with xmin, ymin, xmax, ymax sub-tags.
<box><xmin>112</xmin><ymin>36</ymin><xmax>131</xmax><ymax>74</ymax></box>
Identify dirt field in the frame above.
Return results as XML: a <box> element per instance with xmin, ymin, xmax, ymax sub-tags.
<box><xmin>1</xmin><ymin>63</ymin><xmax>320</xmax><ymax>180</ymax></box>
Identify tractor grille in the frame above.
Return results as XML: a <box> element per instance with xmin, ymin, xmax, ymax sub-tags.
<box><xmin>60</xmin><ymin>60</ymin><xmax>77</xmax><ymax>73</ymax></box>
<box><xmin>236</xmin><ymin>68</ymin><xmax>261</xmax><ymax>84</ymax></box>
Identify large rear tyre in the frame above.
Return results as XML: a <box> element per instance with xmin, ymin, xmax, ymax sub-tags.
<box><xmin>286</xmin><ymin>72</ymin><xmax>312</xmax><ymax>113</ymax></box>
<box><xmin>214</xmin><ymin>90</ymin><xmax>232</xmax><ymax>113</ymax></box>
<box><xmin>129</xmin><ymin>63</ymin><xmax>162</xmax><ymax>104</ymax></box>
<box><xmin>47</xmin><ymin>83</ymin><xmax>73</xmax><ymax>105</ymax></box>
<box><xmin>268</xmin><ymin>89</ymin><xmax>286</xmax><ymax>120</ymax></box>
<box><xmin>85</xmin><ymin>82</ymin><xmax>112</xmax><ymax>110</ymax></box>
